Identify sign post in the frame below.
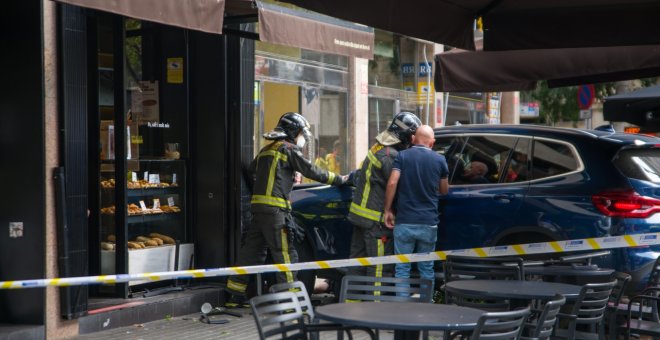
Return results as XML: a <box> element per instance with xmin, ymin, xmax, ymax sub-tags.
<box><xmin>577</xmin><ymin>84</ymin><xmax>595</xmax><ymax>129</ymax></box>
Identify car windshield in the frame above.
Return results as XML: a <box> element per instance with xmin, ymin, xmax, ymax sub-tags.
<box><xmin>614</xmin><ymin>148</ymin><xmax>660</xmax><ymax>183</ymax></box>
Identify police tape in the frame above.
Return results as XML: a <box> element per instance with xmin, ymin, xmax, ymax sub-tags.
<box><xmin>1</xmin><ymin>232</ymin><xmax>659</xmax><ymax>289</ymax></box>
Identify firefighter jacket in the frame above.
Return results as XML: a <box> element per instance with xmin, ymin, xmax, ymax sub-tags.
<box><xmin>347</xmin><ymin>143</ymin><xmax>398</xmax><ymax>227</ymax></box>
<box><xmin>250</xmin><ymin>140</ymin><xmax>344</xmax><ymax>214</ymax></box>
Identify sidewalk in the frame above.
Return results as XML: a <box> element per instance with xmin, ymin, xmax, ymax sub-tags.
<box><xmin>72</xmin><ymin>307</ymin><xmax>395</xmax><ymax>340</ymax></box>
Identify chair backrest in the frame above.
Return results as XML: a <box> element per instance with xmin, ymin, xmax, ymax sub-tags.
<box><xmin>570</xmin><ymin>279</ymin><xmax>617</xmax><ymax>325</ymax></box>
<box><xmin>338</xmin><ymin>275</ymin><xmax>433</xmax><ymax>303</ymax></box>
<box><xmin>470</xmin><ymin>307</ymin><xmax>531</xmax><ymax>340</ymax></box>
<box><xmin>250</xmin><ymin>291</ymin><xmax>307</xmax><ymax>340</ymax></box>
<box><xmin>444</xmin><ymin>255</ymin><xmax>524</xmax><ymax>282</ymax></box>
<box><xmin>525</xmin><ymin>294</ymin><xmax>566</xmax><ymax>339</ymax></box>
<box><xmin>269</xmin><ymin>281</ymin><xmax>315</xmax><ymax>322</ymax></box>
<box><xmin>609</xmin><ymin>272</ymin><xmax>631</xmax><ymax>307</ymax></box>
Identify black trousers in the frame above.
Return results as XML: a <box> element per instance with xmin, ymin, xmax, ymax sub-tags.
<box><xmin>347</xmin><ymin>222</ymin><xmax>394</xmax><ymax>278</ymax></box>
<box><xmin>226</xmin><ymin>211</ymin><xmax>299</xmax><ymax>295</ymax></box>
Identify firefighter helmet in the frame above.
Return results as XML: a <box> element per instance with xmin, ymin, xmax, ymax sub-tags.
<box><xmin>387</xmin><ymin>111</ymin><xmax>422</xmax><ymax>147</ymax></box>
<box><xmin>263</xmin><ymin>112</ymin><xmax>312</xmax><ymax>143</ymax></box>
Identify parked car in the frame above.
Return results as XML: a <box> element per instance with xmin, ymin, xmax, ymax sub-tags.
<box><xmin>290</xmin><ymin>125</ymin><xmax>660</xmax><ymax>293</ymax></box>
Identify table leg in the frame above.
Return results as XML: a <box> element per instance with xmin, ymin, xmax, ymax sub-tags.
<box><xmin>394</xmin><ymin>330</ymin><xmax>421</xmax><ymax>340</ymax></box>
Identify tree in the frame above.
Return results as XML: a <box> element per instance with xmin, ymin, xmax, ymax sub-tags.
<box><xmin>525</xmin><ymin>78</ymin><xmax>659</xmax><ymax>126</ymax></box>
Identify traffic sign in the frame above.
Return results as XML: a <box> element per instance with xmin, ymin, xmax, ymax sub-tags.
<box><xmin>577</xmin><ymin>84</ymin><xmax>595</xmax><ymax>110</ymax></box>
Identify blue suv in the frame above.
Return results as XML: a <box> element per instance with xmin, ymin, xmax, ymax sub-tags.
<box><xmin>290</xmin><ymin>125</ymin><xmax>660</xmax><ymax>291</ymax></box>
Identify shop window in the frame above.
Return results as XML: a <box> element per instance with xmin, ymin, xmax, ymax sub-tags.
<box><xmin>255</xmin><ymin>81</ymin><xmax>350</xmax><ymax>179</ymax></box>
<box><xmin>367</xmin><ymin>98</ymin><xmax>396</xmax><ymax>144</ymax></box>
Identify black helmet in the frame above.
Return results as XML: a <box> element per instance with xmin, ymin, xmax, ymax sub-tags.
<box><xmin>263</xmin><ymin>112</ymin><xmax>312</xmax><ymax>143</ymax></box>
<box><xmin>387</xmin><ymin>111</ymin><xmax>422</xmax><ymax>147</ymax></box>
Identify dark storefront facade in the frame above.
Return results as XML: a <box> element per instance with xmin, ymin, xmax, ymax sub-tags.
<box><xmin>1</xmin><ymin>0</ymin><xmax>254</xmax><ymax>337</ymax></box>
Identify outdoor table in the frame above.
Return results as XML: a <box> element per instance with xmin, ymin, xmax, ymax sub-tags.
<box><xmin>525</xmin><ymin>265</ymin><xmax>614</xmax><ymax>284</ymax></box>
<box><xmin>315</xmin><ymin>301</ymin><xmax>485</xmax><ymax>340</ymax></box>
<box><xmin>445</xmin><ymin>279</ymin><xmax>582</xmax><ymax>307</ymax></box>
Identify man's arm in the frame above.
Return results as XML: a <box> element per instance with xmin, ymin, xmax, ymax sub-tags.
<box><xmin>439</xmin><ymin>177</ymin><xmax>449</xmax><ymax>195</ymax></box>
<box><xmin>383</xmin><ymin>169</ymin><xmax>401</xmax><ymax>229</ymax></box>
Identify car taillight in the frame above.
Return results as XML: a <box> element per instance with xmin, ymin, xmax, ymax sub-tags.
<box><xmin>592</xmin><ymin>191</ymin><xmax>660</xmax><ymax>218</ymax></box>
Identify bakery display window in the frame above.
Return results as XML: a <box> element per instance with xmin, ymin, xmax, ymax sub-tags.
<box><xmin>91</xmin><ymin>16</ymin><xmax>192</xmax><ymax>297</ymax></box>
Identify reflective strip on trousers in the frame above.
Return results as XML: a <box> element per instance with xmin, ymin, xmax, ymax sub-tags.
<box><xmin>227</xmin><ymin>279</ymin><xmax>247</xmax><ymax>293</ymax></box>
<box><xmin>281</xmin><ymin>229</ymin><xmax>294</xmax><ymax>283</ymax></box>
<box><xmin>349</xmin><ymin>202</ymin><xmax>383</xmax><ymax>223</ymax></box>
<box><xmin>374</xmin><ymin>238</ymin><xmax>384</xmax><ymax>296</ymax></box>
<box><xmin>251</xmin><ymin>195</ymin><xmax>291</xmax><ymax>209</ymax></box>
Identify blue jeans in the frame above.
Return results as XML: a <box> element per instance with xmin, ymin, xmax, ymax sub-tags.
<box><xmin>393</xmin><ymin>223</ymin><xmax>438</xmax><ymax>294</ymax></box>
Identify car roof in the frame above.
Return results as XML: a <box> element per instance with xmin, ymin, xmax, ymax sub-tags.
<box><xmin>434</xmin><ymin>124</ymin><xmax>660</xmax><ymax>145</ymax></box>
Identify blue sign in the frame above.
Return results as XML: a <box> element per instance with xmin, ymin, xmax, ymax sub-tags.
<box><xmin>419</xmin><ymin>62</ymin><xmax>432</xmax><ymax>77</ymax></box>
<box><xmin>577</xmin><ymin>84</ymin><xmax>595</xmax><ymax>110</ymax></box>
<box><xmin>401</xmin><ymin>63</ymin><xmax>415</xmax><ymax>76</ymax></box>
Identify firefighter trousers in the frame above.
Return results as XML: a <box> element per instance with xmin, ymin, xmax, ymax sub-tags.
<box><xmin>226</xmin><ymin>211</ymin><xmax>299</xmax><ymax>295</ymax></box>
<box><xmin>347</xmin><ymin>222</ymin><xmax>393</xmax><ymax>278</ymax></box>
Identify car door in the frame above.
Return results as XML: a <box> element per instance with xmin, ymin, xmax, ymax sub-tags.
<box><xmin>435</xmin><ymin>135</ymin><xmax>530</xmax><ymax>251</ymax></box>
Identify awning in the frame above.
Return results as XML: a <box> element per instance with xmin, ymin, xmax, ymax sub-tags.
<box><xmin>434</xmin><ymin>44</ymin><xmax>660</xmax><ymax>92</ymax></box>
<box><xmin>256</xmin><ymin>1</ymin><xmax>374</xmax><ymax>59</ymax></box>
<box><xmin>54</xmin><ymin>0</ymin><xmax>374</xmax><ymax>59</ymax></box>
<box><xmin>278</xmin><ymin>0</ymin><xmax>660</xmax><ymax>51</ymax></box>
<box><xmin>53</xmin><ymin>0</ymin><xmax>226</xmax><ymax>34</ymax></box>
<box><xmin>604</xmin><ymin>85</ymin><xmax>660</xmax><ymax>127</ymax></box>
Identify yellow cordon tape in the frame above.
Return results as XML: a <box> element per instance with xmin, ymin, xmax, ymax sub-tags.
<box><xmin>1</xmin><ymin>232</ymin><xmax>658</xmax><ymax>289</ymax></box>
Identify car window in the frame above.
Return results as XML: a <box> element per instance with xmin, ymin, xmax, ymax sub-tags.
<box><xmin>452</xmin><ymin>136</ymin><xmax>517</xmax><ymax>185</ymax></box>
<box><xmin>502</xmin><ymin>138</ymin><xmax>531</xmax><ymax>183</ymax></box>
<box><xmin>531</xmin><ymin>139</ymin><xmax>579</xmax><ymax>179</ymax></box>
<box><xmin>613</xmin><ymin>148</ymin><xmax>660</xmax><ymax>183</ymax></box>
<box><xmin>434</xmin><ymin>136</ymin><xmax>466</xmax><ymax>183</ymax></box>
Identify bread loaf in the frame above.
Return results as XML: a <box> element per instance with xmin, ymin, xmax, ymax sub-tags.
<box><xmin>128</xmin><ymin>241</ymin><xmax>141</xmax><ymax>249</ymax></box>
<box><xmin>145</xmin><ymin>240</ymin><xmax>159</xmax><ymax>247</ymax></box>
<box><xmin>151</xmin><ymin>237</ymin><xmax>164</xmax><ymax>245</ymax></box>
<box><xmin>135</xmin><ymin>236</ymin><xmax>151</xmax><ymax>243</ymax></box>
<box><xmin>149</xmin><ymin>233</ymin><xmax>175</xmax><ymax>244</ymax></box>
<box><xmin>107</xmin><ymin>234</ymin><xmax>116</xmax><ymax>242</ymax></box>
<box><xmin>101</xmin><ymin>242</ymin><xmax>114</xmax><ymax>251</ymax></box>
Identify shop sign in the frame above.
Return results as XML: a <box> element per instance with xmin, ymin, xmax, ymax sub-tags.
<box><xmin>401</xmin><ymin>63</ymin><xmax>415</xmax><ymax>76</ymax></box>
<box><xmin>520</xmin><ymin>102</ymin><xmax>540</xmax><ymax>117</ymax></box>
<box><xmin>403</xmin><ymin>81</ymin><xmax>414</xmax><ymax>92</ymax></box>
<box><xmin>167</xmin><ymin>58</ymin><xmax>184</xmax><ymax>84</ymax></box>
<box><xmin>419</xmin><ymin>62</ymin><xmax>432</xmax><ymax>77</ymax></box>
<box><xmin>624</xmin><ymin>126</ymin><xmax>641</xmax><ymax>134</ymax></box>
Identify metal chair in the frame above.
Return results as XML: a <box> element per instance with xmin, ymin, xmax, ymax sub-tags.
<box><xmin>521</xmin><ymin>294</ymin><xmax>566</xmax><ymax>340</ymax></box>
<box><xmin>443</xmin><ymin>255</ymin><xmax>524</xmax><ymax>311</ymax></box>
<box><xmin>451</xmin><ymin>307</ymin><xmax>531</xmax><ymax>340</ymax></box>
<box><xmin>444</xmin><ymin>255</ymin><xmax>525</xmax><ymax>282</ymax></box>
<box><xmin>552</xmin><ymin>279</ymin><xmax>617</xmax><ymax>340</ymax></box>
<box><xmin>605</xmin><ymin>271</ymin><xmax>631</xmax><ymax>339</ymax></box>
<box><xmin>269</xmin><ymin>281</ymin><xmax>376</xmax><ymax>340</ymax></box>
<box><xmin>250</xmin><ymin>291</ymin><xmax>307</xmax><ymax>340</ymax></box>
<box><xmin>623</xmin><ymin>287</ymin><xmax>660</xmax><ymax>340</ymax></box>
<box><xmin>338</xmin><ymin>275</ymin><xmax>434</xmax><ymax>303</ymax></box>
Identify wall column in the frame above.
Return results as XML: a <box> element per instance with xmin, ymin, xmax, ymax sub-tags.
<box><xmin>500</xmin><ymin>92</ymin><xmax>520</xmax><ymax>124</ymax></box>
<box><xmin>348</xmin><ymin>57</ymin><xmax>369</xmax><ymax>169</ymax></box>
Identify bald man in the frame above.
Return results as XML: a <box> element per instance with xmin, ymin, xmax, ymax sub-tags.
<box><xmin>463</xmin><ymin>161</ymin><xmax>489</xmax><ymax>184</ymax></box>
<box><xmin>383</xmin><ymin>125</ymin><xmax>449</xmax><ymax>295</ymax></box>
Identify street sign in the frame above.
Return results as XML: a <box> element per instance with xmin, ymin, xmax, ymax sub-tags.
<box><xmin>577</xmin><ymin>84</ymin><xmax>595</xmax><ymax>110</ymax></box>
<box><xmin>579</xmin><ymin>109</ymin><xmax>592</xmax><ymax>120</ymax></box>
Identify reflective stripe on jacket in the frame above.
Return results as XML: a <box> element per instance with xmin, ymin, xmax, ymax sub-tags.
<box><xmin>250</xmin><ymin>141</ymin><xmax>344</xmax><ymax>213</ymax></box>
<box><xmin>347</xmin><ymin>143</ymin><xmax>398</xmax><ymax>226</ymax></box>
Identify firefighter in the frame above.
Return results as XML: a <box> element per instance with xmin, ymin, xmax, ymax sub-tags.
<box><xmin>347</xmin><ymin>111</ymin><xmax>422</xmax><ymax>279</ymax></box>
<box><xmin>226</xmin><ymin>112</ymin><xmax>346</xmax><ymax>303</ymax></box>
